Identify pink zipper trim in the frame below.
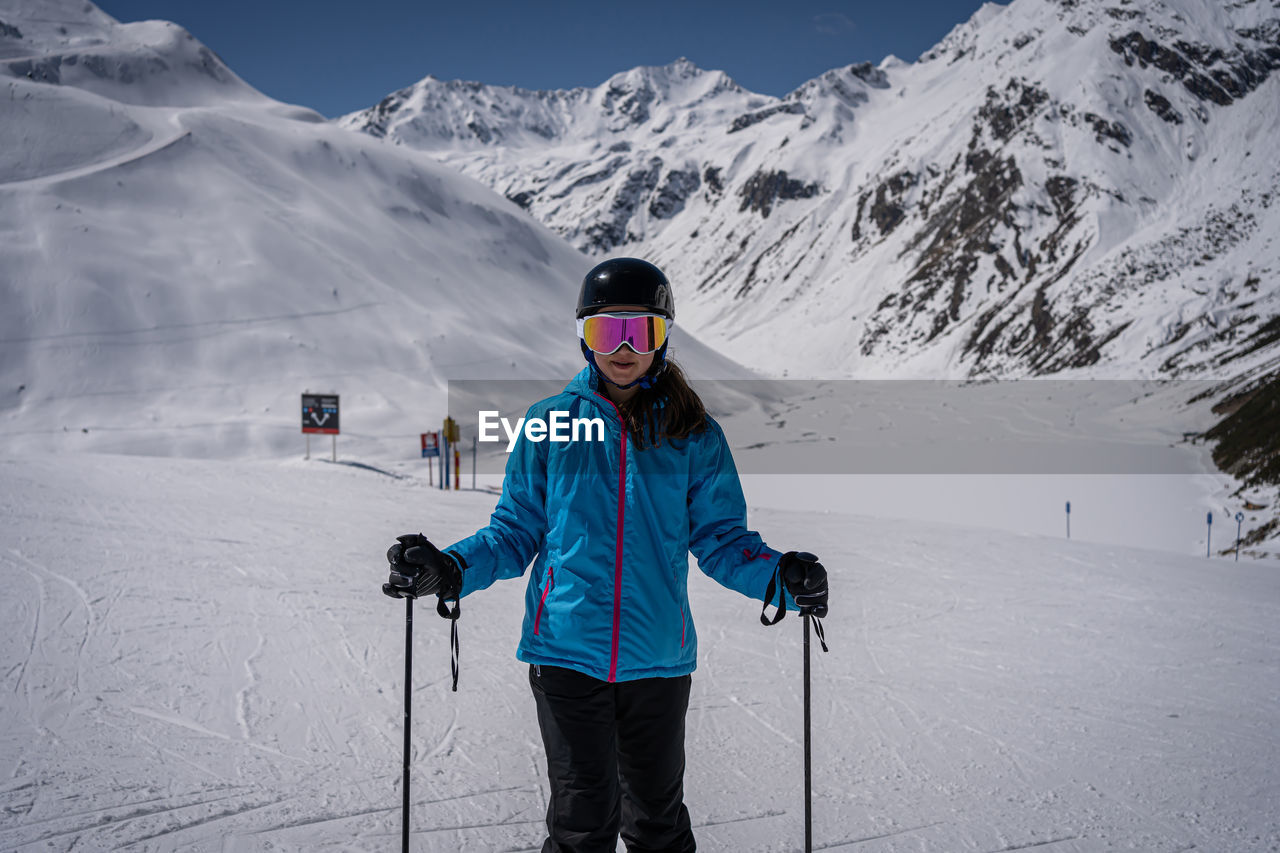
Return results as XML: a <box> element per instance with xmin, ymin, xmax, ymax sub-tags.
<box><xmin>533</xmin><ymin>566</ymin><xmax>553</xmax><ymax>635</ymax></box>
<box><xmin>595</xmin><ymin>392</ymin><xmax>627</xmax><ymax>684</ymax></box>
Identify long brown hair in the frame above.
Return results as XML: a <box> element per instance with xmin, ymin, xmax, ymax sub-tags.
<box><xmin>616</xmin><ymin>359</ymin><xmax>708</xmax><ymax>449</ymax></box>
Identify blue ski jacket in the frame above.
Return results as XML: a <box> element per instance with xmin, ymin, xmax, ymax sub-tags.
<box><xmin>445</xmin><ymin>367</ymin><xmax>784</xmax><ymax>682</ymax></box>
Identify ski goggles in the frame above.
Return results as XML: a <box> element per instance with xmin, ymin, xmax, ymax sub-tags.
<box><xmin>576</xmin><ymin>312</ymin><xmax>670</xmax><ymax>355</ymax></box>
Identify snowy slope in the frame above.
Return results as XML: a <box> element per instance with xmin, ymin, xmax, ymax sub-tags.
<box><xmin>1</xmin><ymin>453</ymin><xmax>1277</xmax><ymax>851</ymax></box>
<box><xmin>341</xmin><ymin>0</ymin><xmax>1280</xmax><ymax>382</ymax></box>
<box><xmin>0</xmin><ymin>0</ymin><xmax>749</xmax><ymax>461</ymax></box>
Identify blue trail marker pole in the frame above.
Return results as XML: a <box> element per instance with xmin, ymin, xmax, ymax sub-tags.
<box><xmin>1065</xmin><ymin>501</ymin><xmax>1071</xmax><ymax>539</ymax></box>
<box><xmin>1206</xmin><ymin>511</ymin><xmax>1213</xmax><ymax>558</ymax></box>
<box><xmin>1235</xmin><ymin>511</ymin><xmax>1244</xmax><ymax>561</ymax></box>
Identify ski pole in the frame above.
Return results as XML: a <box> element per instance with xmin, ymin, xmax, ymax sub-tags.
<box><xmin>803</xmin><ymin>610</ymin><xmax>813</xmax><ymax>853</ymax></box>
<box><xmin>760</xmin><ymin>554</ymin><xmax>827</xmax><ymax>852</ymax></box>
<box><xmin>402</xmin><ymin>595</ymin><xmax>413</xmax><ymax>853</ymax></box>
<box><xmin>800</xmin><ymin>599</ymin><xmax>827</xmax><ymax>853</ymax></box>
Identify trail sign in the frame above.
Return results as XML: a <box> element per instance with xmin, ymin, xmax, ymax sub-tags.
<box><xmin>302</xmin><ymin>394</ymin><xmax>340</xmax><ymax>435</ymax></box>
<box><xmin>421</xmin><ymin>432</ymin><xmax>440</xmax><ymax>458</ymax></box>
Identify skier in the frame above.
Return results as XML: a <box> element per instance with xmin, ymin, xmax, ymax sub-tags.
<box><xmin>382</xmin><ymin>257</ymin><xmax>829</xmax><ymax>853</ymax></box>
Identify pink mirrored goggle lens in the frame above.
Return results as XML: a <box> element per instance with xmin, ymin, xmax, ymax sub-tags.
<box><xmin>578</xmin><ymin>313</ymin><xmax>669</xmax><ymax>355</ymax></box>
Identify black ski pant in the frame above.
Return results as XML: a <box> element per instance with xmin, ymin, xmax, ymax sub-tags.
<box><xmin>529</xmin><ymin>664</ymin><xmax>696</xmax><ymax>853</ymax></box>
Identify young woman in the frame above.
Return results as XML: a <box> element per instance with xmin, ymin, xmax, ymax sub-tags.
<box><xmin>383</xmin><ymin>258</ymin><xmax>829</xmax><ymax>853</ymax></box>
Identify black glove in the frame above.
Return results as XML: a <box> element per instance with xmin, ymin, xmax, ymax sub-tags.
<box><xmin>779</xmin><ymin>551</ymin><xmax>828</xmax><ymax>617</ymax></box>
<box><xmin>382</xmin><ymin>533</ymin><xmax>463</xmax><ymax>600</ymax></box>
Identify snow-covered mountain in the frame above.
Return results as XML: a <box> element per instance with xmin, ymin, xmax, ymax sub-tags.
<box><xmin>0</xmin><ymin>0</ymin><xmax>748</xmax><ymax>460</ymax></box>
<box><xmin>341</xmin><ymin>0</ymin><xmax>1280</xmax><ymax>383</ymax></box>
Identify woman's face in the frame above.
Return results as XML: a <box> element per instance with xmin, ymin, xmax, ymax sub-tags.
<box><xmin>589</xmin><ymin>304</ymin><xmax>657</xmax><ymax>388</ymax></box>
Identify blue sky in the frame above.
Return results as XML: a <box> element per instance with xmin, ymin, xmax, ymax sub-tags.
<box><xmin>97</xmin><ymin>0</ymin><xmax>992</xmax><ymax>118</ymax></box>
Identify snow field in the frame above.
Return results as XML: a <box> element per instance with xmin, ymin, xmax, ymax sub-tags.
<box><xmin>2</xmin><ymin>452</ymin><xmax>1277</xmax><ymax>851</ymax></box>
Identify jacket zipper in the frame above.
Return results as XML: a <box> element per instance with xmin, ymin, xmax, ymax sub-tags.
<box><xmin>533</xmin><ymin>565</ymin><xmax>553</xmax><ymax>635</ymax></box>
<box><xmin>595</xmin><ymin>392</ymin><xmax>627</xmax><ymax>683</ymax></box>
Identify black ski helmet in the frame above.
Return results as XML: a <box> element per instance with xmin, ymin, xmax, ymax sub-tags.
<box><xmin>576</xmin><ymin>258</ymin><xmax>674</xmax><ymax>320</ymax></box>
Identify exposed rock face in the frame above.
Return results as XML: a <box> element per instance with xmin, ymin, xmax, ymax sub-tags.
<box><xmin>1206</xmin><ymin>369</ymin><xmax>1280</xmax><ymax>488</ymax></box>
<box><xmin>581</xmin><ymin>159</ymin><xmax>663</xmax><ymax>253</ymax></box>
<box><xmin>978</xmin><ymin>79</ymin><xmax>1048</xmax><ymax>142</ymax></box>
<box><xmin>738</xmin><ymin>170</ymin><xmax>821</xmax><ymax>219</ymax></box>
<box><xmin>649</xmin><ymin>168</ymin><xmax>701</xmax><ymax>219</ymax></box>
<box><xmin>1143</xmin><ymin>89</ymin><xmax>1183</xmax><ymax>124</ymax></box>
<box><xmin>728</xmin><ymin>102</ymin><xmax>805</xmax><ymax>134</ymax></box>
<box><xmin>1109</xmin><ymin>28</ymin><xmax>1280</xmax><ymax>107</ymax></box>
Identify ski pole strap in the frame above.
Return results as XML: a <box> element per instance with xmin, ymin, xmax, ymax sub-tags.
<box><xmin>437</xmin><ymin>550</ymin><xmax>468</xmax><ymax>692</ymax></box>
<box><xmin>760</xmin><ymin>564</ymin><xmax>787</xmax><ymax>626</ymax></box>
<box><xmin>808</xmin><ymin>613</ymin><xmax>829</xmax><ymax>653</ymax></box>
<box><xmin>436</xmin><ymin>594</ymin><xmax>461</xmax><ymax>691</ymax></box>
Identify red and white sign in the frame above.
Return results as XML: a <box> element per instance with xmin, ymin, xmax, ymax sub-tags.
<box><xmin>421</xmin><ymin>432</ymin><xmax>440</xmax><ymax>458</ymax></box>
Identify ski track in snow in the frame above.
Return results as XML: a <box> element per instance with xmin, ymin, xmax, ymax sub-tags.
<box><xmin>0</xmin><ymin>127</ymin><xmax>194</xmax><ymax>191</ymax></box>
<box><xmin>1</xmin><ymin>452</ymin><xmax>1278</xmax><ymax>851</ymax></box>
